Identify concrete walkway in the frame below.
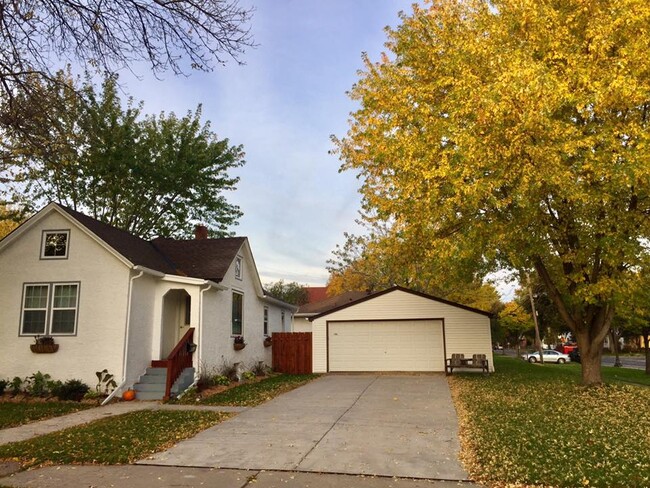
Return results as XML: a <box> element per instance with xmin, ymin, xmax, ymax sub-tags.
<box><xmin>1</xmin><ymin>465</ymin><xmax>480</xmax><ymax>488</ymax></box>
<box><xmin>0</xmin><ymin>402</ymin><xmax>248</xmax><ymax>446</ymax></box>
<box><xmin>140</xmin><ymin>375</ymin><xmax>468</xmax><ymax>481</ymax></box>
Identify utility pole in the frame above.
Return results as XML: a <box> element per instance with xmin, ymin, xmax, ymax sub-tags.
<box><xmin>527</xmin><ymin>273</ymin><xmax>544</xmax><ymax>364</ymax></box>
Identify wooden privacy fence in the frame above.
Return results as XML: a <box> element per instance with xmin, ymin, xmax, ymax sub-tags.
<box><xmin>272</xmin><ymin>332</ymin><xmax>312</xmax><ymax>374</ymax></box>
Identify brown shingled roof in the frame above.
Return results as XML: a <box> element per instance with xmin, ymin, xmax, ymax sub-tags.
<box><xmin>57</xmin><ymin>204</ymin><xmax>245</xmax><ymax>281</ymax></box>
<box><xmin>58</xmin><ymin>205</ymin><xmax>177</xmax><ymax>274</ymax></box>
<box><xmin>151</xmin><ymin>237</ymin><xmax>246</xmax><ymax>282</ymax></box>
<box><xmin>296</xmin><ymin>290</ymin><xmax>370</xmax><ymax>315</ymax></box>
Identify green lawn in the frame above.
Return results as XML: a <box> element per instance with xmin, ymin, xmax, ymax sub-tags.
<box><xmin>196</xmin><ymin>374</ymin><xmax>319</xmax><ymax>406</ymax></box>
<box><xmin>0</xmin><ymin>402</ymin><xmax>94</xmax><ymax>429</ymax></box>
<box><xmin>450</xmin><ymin>356</ymin><xmax>650</xmax><ymax>488</ymax></box>
<box><xmin>0</xmin><ymin>410</ymin><xmax>229</xmax><ymax>467</ymax></box>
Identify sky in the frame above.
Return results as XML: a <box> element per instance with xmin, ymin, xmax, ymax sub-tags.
<box><xmin>116</xmin><ymin>0</ymin><xmax>415</xmax><ymax>287</ymax></box>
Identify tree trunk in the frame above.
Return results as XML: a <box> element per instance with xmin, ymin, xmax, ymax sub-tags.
<box><xmin>575</xmin><ymin>328</ymin><xmax>606</xmax><ymax>385</ymax></box>
<box><xmin>527</xmin><ymin>274</ymin><xmax>544</xmax><ymax>363</ymax></box>
<box><xmin>532</xmin><ymin>261</ymin><xmax>614</xmax><ymax>385</ymax></box>
<box><xmin>610</xmin><ymin>330</ymin><xmax>622</xmax><ymax>367</ymax></box>
<box><xmin>643</xmin><ymin>328</ymin><xmax>650</xmax><ymax>376</ymax></box>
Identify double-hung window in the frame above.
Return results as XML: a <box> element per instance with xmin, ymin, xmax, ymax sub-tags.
<box><xmin>232</xmin><ymin>291</ymin><xmax>243</xmax><ymax>335</ymax></box>
<box><xmin>21</xmin><ymin>283</ymin><xmax>79</xmax><ymax>336</ymax></box>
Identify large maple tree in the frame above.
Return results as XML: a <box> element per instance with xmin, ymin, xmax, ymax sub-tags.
<box><xmin>335</xmin><ymin>0</ymin><xmax>650</xmax><ymax>385</ymax></box>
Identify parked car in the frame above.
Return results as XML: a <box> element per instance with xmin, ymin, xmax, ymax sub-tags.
<box><xmin>556</xmin><ymin>343</ymin><xmax>578</xmax><ymax>354</ymax></box>
<box><xmin>569</xmin><ymin>348</ymin><xmax>581</xmax><ymax>363</ymax></box>
<box><xmin>521</xmin><ymin>350</ymin><xmax>571</xmax><ymax>364</ymax></box>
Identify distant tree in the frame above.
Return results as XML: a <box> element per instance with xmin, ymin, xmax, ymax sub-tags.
<box><xmin>3</xmin><ymin>73</ymin><xmax>244</xmax><ymax>239</ymax></box>
<box><xmin>327</xmin><ymin>228</ymin><xmax>501</xmax><ymax>313</ymax></box>
<box><xmin>616</xmin><ymin>271</ymin><xmax>650</xmax><ymax>375</ymax></box>
<box><xmin>0</xmin><ymin>206</ymin><xmax>21</xmax><ymax>240</ymax></box>
<box><xmin>498</xmin><ymin>301</ymin><xmax>534</xmax><ymax>358</ymax></box>
<box><xmin>265</xmin><ymin>281</ymin><xmax>309</xmax><ymax>306</ymax></box>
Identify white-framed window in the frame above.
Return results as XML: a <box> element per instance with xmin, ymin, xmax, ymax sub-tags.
<box><xmin>281</xmin><ymin>310</ymin><xmax>285</xmax><ymax>331</ymax></box>
<box><xmin>234</xmin><ymin>256</ymin><xmax>243</xmax><ymax>280</ymax></box>
<box><xmin>232</xmin><ymin>291</ymin><xmax>243</xmax><ymax>335</ymax></box>
<box><xmin>41</xmin><ymin>230</ymin><xmax>70</xmax><ymax>259</ymax></box>
<box><xmin>263</xmin><ymin>307</ymin><xmax>269</xmax><ymax>335</ymax></box>
<box><xmin>20</xmin><ymin>282</ymin><xmax>80</xmax><ymax>336</ymax></box>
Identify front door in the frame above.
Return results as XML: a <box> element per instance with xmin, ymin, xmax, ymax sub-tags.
<box><xmin>161</xmin><ymin>290</ymin><xmax>191</xmax><ymax>358</ymax></box>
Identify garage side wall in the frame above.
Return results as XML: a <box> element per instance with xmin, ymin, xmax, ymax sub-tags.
<box><xmin>311</xmin><ymin>289</ymin><xmax>494</xmax><ymax>373</ymax></box>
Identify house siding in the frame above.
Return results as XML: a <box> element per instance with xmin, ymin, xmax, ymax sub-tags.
<box><xmin>0</xmin><ymin>211</ymin><xmax>130</xmax><ymax>386</ymax></box>
<box><xmin>124</xmin><ymin>274</ymin><xmax>158</xmax><ymax>386</ymax></box>
<box><xmin>199</xmin><ymin>241</ymin><xmax>292</xmax><ymax>374</ymax></box>
<box><xmin>311</xmin><ymin>289</ymin><xmax>494</xmax><ymax>373</ymax></box>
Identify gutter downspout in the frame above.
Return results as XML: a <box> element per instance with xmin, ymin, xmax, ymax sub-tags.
<box><xmin>102</xmin><ymin>265</ymin><xmax>164</xmax><ymax>405</ymax></box>
<box><xmin>197</xmin><ymin>282</ymin><xmax>213</xmax><ymax>381</ymax></box>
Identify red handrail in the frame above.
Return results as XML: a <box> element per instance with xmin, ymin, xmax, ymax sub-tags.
<box><xmin>162</xmin><ymin>327</ymin><xmax>195</xmax><ymax>400</ymax></box>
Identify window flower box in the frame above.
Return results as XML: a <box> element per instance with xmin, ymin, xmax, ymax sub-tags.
<box><xmin>30</xmin><ymin>336</ymin><xmax>59</xmax><ymax>353</ymax></box>
<box><xmin>233</xmin><ymin>336</ymin><xmax>246</xmax><ymax>351</ymax></box>
<box><xmin>263</xmin><ymin>336</ymin><xmax>272</xmax><ymax>348</ymax></box>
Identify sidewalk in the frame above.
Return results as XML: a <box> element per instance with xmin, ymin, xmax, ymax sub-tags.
<box><xmin>0</xmin><ymin>402</ymin><xmax>248</xmax><ymax>446</ymax></box>
<box><xmin>0</xmin><ymin>465</ymin><xmax>479</xmax><ymax>487</ymax></box>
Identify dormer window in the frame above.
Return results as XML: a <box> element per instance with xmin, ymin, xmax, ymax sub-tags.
<box><xmin>41</xmin><ymin>231</ymin><xmax>69</xmax><ymax>259</ymax></box>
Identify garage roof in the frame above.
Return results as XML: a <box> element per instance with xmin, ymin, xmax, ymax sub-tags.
<box><xmin>308</xmin><ymin>285</ymin><xmax>493</xmax><ymax>321</ymax></box>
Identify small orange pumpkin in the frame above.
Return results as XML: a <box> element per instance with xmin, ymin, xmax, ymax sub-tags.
<box><xmin>122</xmin><ymin>389</ymin><xmax>136</xmax><ymax>401</ymax></box>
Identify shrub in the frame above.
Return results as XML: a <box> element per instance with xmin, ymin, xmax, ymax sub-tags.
<box><xmin>25</xmin><ymin>371</ymin><xmax>51</xmax><ymax>397</ymax></box>
<box><xmin>219</xmin><ymin>362</ymin><xmax>239</xmax><ymax>382</ymax></box>
<box><xmin>48</xmin><ymin>380</ymin><xmax>63</xmax><ymax>397</ymax></box>
<box><xmin>55</xmin><ymin>379</ymin><xmax>90</xmax><ymax>402</ymax></box>
<box><xmin>84</xmin><ymin>390</ymin><xmax>101</xmax><ymax>400</ymax></box>
<box><xmin>242</xmin><ymin>371</ymin><xmax>256</xmax><ymax>381</ymax></box>
<box><xmin>212</xmin><ymin>375</ymin><xmax>230</xmax><ymax>386</ymax></box>
<box><xmin>0</xmin><ymin>379</ymin><xmax>7</xmax><ymax>395</ymax></box>
<box><xmin>252</xmin><ymin>362</ymin><xmax>268</xmax><ymax>377</ymax></box>
<box><xmin>10</xmin><ymin>377</ymin><xmax>22</xmax><ymax>396</ymax></box>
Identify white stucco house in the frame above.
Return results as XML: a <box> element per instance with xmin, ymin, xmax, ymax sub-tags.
<box><xmin>0</xmin><ymin>203</ymin><xmax>296</xmax><ymax>399</ymax></box>
<box><xmin>310</xmin><ymin>286</ymin><xmax>495</xmax><ymax>373</ymax></box>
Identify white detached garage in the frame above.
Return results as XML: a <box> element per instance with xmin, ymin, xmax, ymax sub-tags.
<box><xmin>310</xmin><ymin>286</ymin><xmax>494</xmax><ymax>373</ymax></box>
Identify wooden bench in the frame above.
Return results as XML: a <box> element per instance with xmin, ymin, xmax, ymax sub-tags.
<box><xmin>445</xmin><ymin>353</ymin><xmax>489</xmax><ymax>375</ymax></box>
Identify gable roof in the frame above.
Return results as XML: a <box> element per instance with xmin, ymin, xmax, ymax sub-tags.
<box><xmin>297</xmin><ymin>290</ymin><xmax>370</xmax><ymax>315</ymax></box>
<box><xmin>58</xmin><ymin>205</ymin><xmax>178</xmax><ymax>275</ymax></box>
<box><xmin>152</xmin><ymin>237</ymin><xmax>247</xmax><ymax>282</ymax></box>
<box><xmin>309</xmin><ymin>285</ymin><xmax>493</xmax><ymax>321</ymax></box>
<box><xmin>17</xmin><ymin>203</ymin><xmax>247</xmax><ymax>282</ymax></box>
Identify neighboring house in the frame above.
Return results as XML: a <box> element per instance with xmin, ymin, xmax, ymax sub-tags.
<box><xmin>292</xmin><ymin>291</ymin><xmax>369</xmax><ymax>332</ymax></box>
<box><xmin>304</xmin><ymin>286</ymin><xmax>328</xmax><ymax>304</ymax></box>
<box><xmin>310</xmin><ymin>286</ymin><xmax>495</xmax><ymax>373</ymax></box>
<box><xmin>0</xmin><ymin>203</ymin><xmax>296</xmax><ymax>399</ymax></box>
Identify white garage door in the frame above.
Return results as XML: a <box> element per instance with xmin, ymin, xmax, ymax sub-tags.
<box><xmin>328</xmin><ymin>320</ymin><xmax>444</xmax><ymax>372</ymax></box>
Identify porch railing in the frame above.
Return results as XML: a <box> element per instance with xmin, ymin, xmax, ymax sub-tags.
<box><xmin>162</xmin><ymin>327</ymin><xmax>195</xmax><ymax>400</ymax></box>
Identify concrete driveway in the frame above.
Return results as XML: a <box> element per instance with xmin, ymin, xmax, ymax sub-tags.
<box><xmin>139</xmin><ymin>375</ymin><xmax>468</xmax><ymax>480</ymax></box>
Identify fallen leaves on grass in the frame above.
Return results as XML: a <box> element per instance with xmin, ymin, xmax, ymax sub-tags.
<box><xmin>450</xmin><ymin>357</ymin><xmax>650</xmax><ymax>488</ymax></box>
<box><xmin>201</xmin><ymin>374</ymin><xmax>319</xmax><ymax>406</ymax></box>
<box><xmin>0</xmin><ymin>410</ymin><xmax>230</xmax><ymax>468</ymax></box>
<box><xmin>0</xmin><ymin>402</ymin><xmax>93</xmax><ymax>429</ymax></box>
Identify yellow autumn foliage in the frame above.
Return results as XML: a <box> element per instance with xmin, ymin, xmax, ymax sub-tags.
<box><xmin>335</xmin><ymin>0</ymin><xmax>650</xmax><ymax>384</ymax></box>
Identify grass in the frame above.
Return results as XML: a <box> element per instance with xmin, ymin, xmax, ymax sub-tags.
<box><xmin>197</xmin><ymin>373</ymin><xmax>319</xmax><ymax>406</ymax></box>
<box><xmin>0</xmin><ymin>410</ymin><xmax>229</xmax><ymax>468</ymax></box>
<box><xmin>450</xmin><ymin>356</ymin><xmax>650</xmax><ymax>487</ymax></box>
<box><xmin>0</xmin><ymin>402</ymin><xmax>94</xmax><ymax>429</ymax></box>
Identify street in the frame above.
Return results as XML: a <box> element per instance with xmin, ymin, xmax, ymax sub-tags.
<box><xmin>498</xmin><ymin>349</ymin><xmax>647</xmax><ymax>370</ymax></box>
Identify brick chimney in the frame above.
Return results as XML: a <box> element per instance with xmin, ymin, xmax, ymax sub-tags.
<box><xmin>194</xmin><ymin>225</ymin><xmax>209</xmax><ymax>240</ymax></box>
